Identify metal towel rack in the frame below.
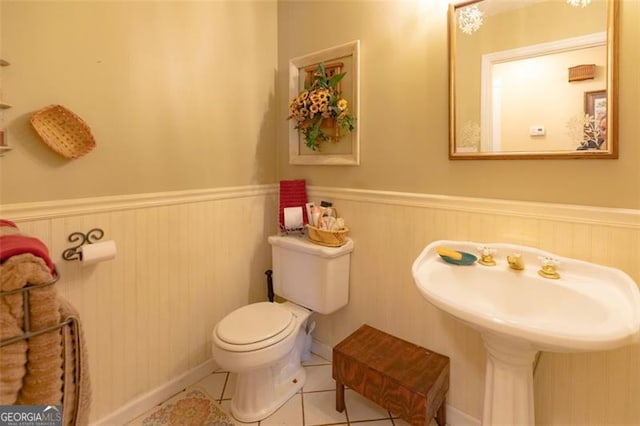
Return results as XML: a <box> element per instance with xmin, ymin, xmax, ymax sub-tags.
<box><xmin>0</xmin><ymin>269</ymin><xmax>71</xmax><ymax>348</ymax></box>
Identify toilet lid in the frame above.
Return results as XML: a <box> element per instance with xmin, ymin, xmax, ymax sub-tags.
<box><xmin>216</xmin><ymin>302</ymin><xmax>294</xmax><ymax>346</ymax></box>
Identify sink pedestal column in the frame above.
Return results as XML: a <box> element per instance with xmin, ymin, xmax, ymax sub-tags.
<box><xmin>482</xmin><ymin>332</ymin><xmax>538</xmax><ymax>426</ymax></box>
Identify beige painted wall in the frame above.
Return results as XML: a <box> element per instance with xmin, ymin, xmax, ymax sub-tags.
<box><xmin>3</xmin><ymin>0</ymin><xmax>638</xmax><ymax>207</ymax></box>
<box><xmin>277</xmin><ymin>0</ymin><xmax>640</xmax><ymax>209</ymax></box>
<box><xmin>0</xmin><ymin>0</ymin><xmax>277</xmax><ymax>204</ymax></box>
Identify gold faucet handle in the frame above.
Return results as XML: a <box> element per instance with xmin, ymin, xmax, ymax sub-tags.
<box><xmin>538</xmin><ymin>256</ymin><xmax>560</xmax><ymax>279</ymax></box>
<box><xmin>507</xmin><ymin>253</ymin><xmax>525</xmax><ymax>270</ymax></box>
<box><xmin>477</xmin><ymin>246</ymin><xmax>497</xmax><ymax>266</ymax></box>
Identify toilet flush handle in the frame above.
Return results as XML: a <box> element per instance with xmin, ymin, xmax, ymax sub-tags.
<box><xmin>265</xmin><ymin>269</ymin><xmax>274</xmax><ymax>302</ymax></box>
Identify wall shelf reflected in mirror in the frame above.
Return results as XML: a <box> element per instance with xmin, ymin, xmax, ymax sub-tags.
<box><xmin>448</xmin><ymin>0</ymin><xmax>618</xmax><ymax>160</ymax></box>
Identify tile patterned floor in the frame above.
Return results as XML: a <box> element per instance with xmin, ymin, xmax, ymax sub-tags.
<box><xmin>166</xmin><ymin>353</ymin><xmax>438</xmax><ymax>425</ymax></box>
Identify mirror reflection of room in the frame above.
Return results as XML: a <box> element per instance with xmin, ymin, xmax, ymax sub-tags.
<box><xmin>452</xmin><ymin>0</ymin><xmax>613</xmax><ymax>157</ymax></box>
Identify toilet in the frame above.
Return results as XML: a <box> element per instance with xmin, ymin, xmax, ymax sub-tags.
<box><xmin>211</xmin><ymin>234</ymin><xmax>354</xmax><ymax>423</ymax></box>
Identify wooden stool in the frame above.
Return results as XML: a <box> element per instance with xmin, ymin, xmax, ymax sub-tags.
<box><xmin>332</xmin><ymin>324</ymin><xmax>450</xmax><ymax>426</ymax></box>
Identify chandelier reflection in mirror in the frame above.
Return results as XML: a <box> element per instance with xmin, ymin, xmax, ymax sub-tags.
<box><xmin>457</xmin><ymin>4</ymin><xmax>483</xmax><ymax>35</ymax></box>
<box><xmin>460</xmin><ymin>0</ymin><xmax>593</xmax><ymax>37</ymax></box>
<box><xmin>566</xmin><ymin>0</ymin><xmax>592</xmax><ymax>7</ymax></box>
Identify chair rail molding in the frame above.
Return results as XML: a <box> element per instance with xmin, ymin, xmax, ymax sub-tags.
<box><xmin>1</xmin><ymin>184</ymin><xmax>278</xmax><ymax>222</ymax></box>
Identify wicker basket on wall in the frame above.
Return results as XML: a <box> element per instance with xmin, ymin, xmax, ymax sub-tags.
<box><xmin>30</xmin><ymin>104</ymin><xmax>96</xmax><ymax>159</ymax></box>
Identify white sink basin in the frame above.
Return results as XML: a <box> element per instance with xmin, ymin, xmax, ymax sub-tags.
<box><xmin>412</xmin><ymin>240</ymin><xmax>640</xmax><ymax>425</ymax></box>
<box><xmin>413</xmin><ymin>240</ymin><xmax>640</xmax><ymax>352</ymax></box>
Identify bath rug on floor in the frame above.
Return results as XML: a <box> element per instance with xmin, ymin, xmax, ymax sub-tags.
<box><xmin>127</xmin><ymin>387</ymin><xmax>238</xmax><ymax>426</ymax></box>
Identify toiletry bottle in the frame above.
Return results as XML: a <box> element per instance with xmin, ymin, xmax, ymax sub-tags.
<box><xmin>320</xmin><ymin>201</ymin><xmax>336</xmax><ymax>218</ymax></box>
<box><xmin>310</xmin><ymin>206</ymin><xmax>321</xmax><ymax>228</ymax></box>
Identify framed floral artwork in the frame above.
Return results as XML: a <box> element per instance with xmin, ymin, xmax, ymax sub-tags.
<box><xmin>584</xmin><ymin>89</ymin><xmax>607</xmax><ymax>120</ymax></box>
<box><xmin>288</xmin><ymin>40</ymin><xmax>360</xmax><ymax>166</ymax></box>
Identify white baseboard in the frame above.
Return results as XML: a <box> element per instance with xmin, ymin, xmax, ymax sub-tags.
<box><xmin>311</xmin><ymin>338</ymin><xmax>333</xmax><ymax>362</ymax></box>
<box><xmin>311</xmin><ymin>339</ymin><xmax>480</xmax><ymax>426</ymax></box>
<box><xmin>446</xmin><ymin>405</ymin><xmax>481</xmax><ymax>426</ymax></box>
<box><xmin>91</xmin><ymin>358</ymin><xmax>218</xmax><ymax>426</ymax></box>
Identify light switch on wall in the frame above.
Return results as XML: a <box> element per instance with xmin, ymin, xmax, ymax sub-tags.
<box><xmin>529</xmin><ymin>125</ymin><xmax>546</xmax><ymax>136</ymax></box>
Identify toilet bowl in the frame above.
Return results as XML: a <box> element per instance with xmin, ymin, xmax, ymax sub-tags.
<box><xmin>211</xmin><ymin>235</ymin><xmax>353</xmax><ymax>422</ymax></box>
<box><xmin>211</xmin><ymin>301</ymin><xmax>311</xmax><ymax>423</ymax></box>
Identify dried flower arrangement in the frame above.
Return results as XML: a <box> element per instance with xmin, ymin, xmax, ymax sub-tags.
<box><xmin>288</xmin><ymin>63</ymin><xmax>356</xmax><ymax>151</ymax></box>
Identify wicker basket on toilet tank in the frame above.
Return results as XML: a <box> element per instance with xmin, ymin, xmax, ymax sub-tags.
<box><xmin>306</xmin><ymin>224</ymin><xmax>350</xmax><ymax>247</ymax></box>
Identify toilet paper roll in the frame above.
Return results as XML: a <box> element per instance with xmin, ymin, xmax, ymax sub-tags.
<box><xmin>283</xmin><ymin>206</ymin><xmax>304</xmax><ymax>230</ymax></box>
<box><xmin>81</xmin><ymin>240</ymin><xmax>117</xmax><ymax>264</ymax></box>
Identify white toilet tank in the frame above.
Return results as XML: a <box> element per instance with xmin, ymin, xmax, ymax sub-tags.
<box><xmin>268</xmin><ymin>235</ymin><xmax>354</xmax><ymax>315</ymax></box>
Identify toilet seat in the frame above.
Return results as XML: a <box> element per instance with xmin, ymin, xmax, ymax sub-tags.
<box><xmin>215</xmin><ymin>302</ymin><xmax>297</xmax><ymax>352</ymax></box>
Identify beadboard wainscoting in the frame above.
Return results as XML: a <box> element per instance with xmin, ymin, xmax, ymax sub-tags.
<box><xmin>1</xmin><ymin>185</ymin><xmax>279</xmax><ymax>423</ymax></box>
<box><xmin>3</xmin><ymin>185</ymin><xmax>639</xmax><ymax>425</ymax></box>
<box><xmin>307</xmin><ymin>186</ymin><xmax>640</xmax><ymax>425</ymax></box>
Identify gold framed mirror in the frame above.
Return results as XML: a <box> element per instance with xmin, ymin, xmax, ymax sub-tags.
<box><xmin>448</xmin><ymin>0</ymin><xmax>618</xmax><ymax>160</ymax></box>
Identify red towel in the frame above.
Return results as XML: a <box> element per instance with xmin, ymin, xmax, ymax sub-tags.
<box><xmin>0</xmin><ymin>219</ymin><xmax>17</xmax><ymax>228</ymax></box>
<box><xmin>0</xmin><ymin>220</ymin><xmax>55</xmax><ymax>273</ymax></box>
<box><xmin>279</xmin><ymin>180</ymin><xmax>308</xmax><ymax>229</ymax></box>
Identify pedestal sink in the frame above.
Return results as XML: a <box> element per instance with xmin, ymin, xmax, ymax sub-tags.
<box><xmin>412</xmin><ymin>240</ymin><xmax>640</xmax><ymax>426</ymax></box>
